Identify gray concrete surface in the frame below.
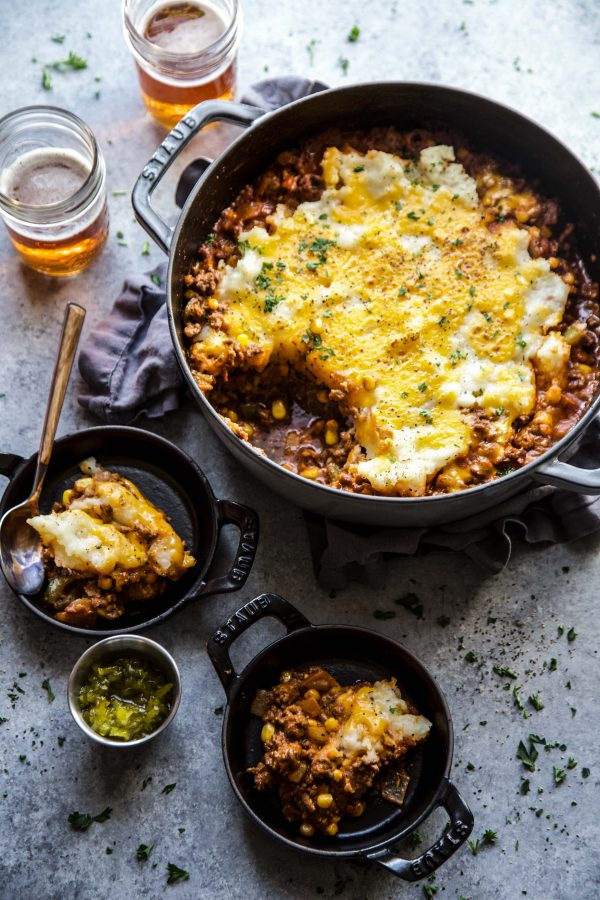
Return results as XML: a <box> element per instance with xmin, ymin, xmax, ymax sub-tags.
<box><xmin>1</xmin><ymin>1</ymin><xmax>599</xmax><ymax>898</ymax></box>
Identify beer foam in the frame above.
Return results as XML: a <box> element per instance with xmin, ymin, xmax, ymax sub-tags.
<box><xmin>0</xmin><ymin>148</ymin><xmax>90</xmax><ymax>207</ymax></box>
<box><xmin>143</xmin><ymin>0</ymin><xmax>227</xmax><ymax>53</ymax></box>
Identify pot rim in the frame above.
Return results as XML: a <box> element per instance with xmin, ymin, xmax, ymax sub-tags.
<box><xmin>0</xmin><ymin>424</ymin><xmax>221</xmax><ymax>636</ymax></box>
<box><xmin>219</xmin><ymin>621</ymin><xmax>454</xmax><ymax>858</ymax></box>
<box><xmin>166</xmin><ymin>80</ymin><xmax>600</xmax><ymax>509</ymax></box>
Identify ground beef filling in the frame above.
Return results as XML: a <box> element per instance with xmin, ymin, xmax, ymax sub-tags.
<box><xmin>248</xmin><ymin>667</ymin><xmax>428</xmax><ymax>838</ymax></box>
<box><xmin>183</xmin><ymin>127</ymin><xmax>600</xmax><ymax>495</ymax></box>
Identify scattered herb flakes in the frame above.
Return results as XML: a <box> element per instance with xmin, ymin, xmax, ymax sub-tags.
<box><xmin>582</xmin><ymin>767</ymin><xmax>590</xmax><ymax>778</ymax></box>
<box><xmin>141</xmin><ymin>776</ymin><xmax>153</xmax><ymax>791</ymax></box>
<box><xmin>137</xmin><ymin>843</ymin><xmax>154</xmax><ymax>861</ymax></box>
<box><xmin>528</xmin><ymin>693</ymin><xmax>544</xmax><ymax>711</ymax></box>
<box><xmin>213</xmin><ymin>706</ymin><xmax>223</xmax><ymax>716</ymax></box>
<box><xmin>338</xmin><ymin>57</ymin><xmax>349</xmax><ymax>75</ymax></box>
<box><xmin>567</xmin><ymin>757</ymin><xmax>577</xmax><ymax>770</ymax></box>
<box><xmin>520</xmin><ymin>778</ymin><xmax>530</xmax><ymax>795</ymax></box>
<box><xmin>141</xmin><ymin>240</ymin><xmax>150</xmax><ymax>256</ymax></box>
<box><xmin>493</xmin><ymin>665</ymin><xmax>518</xmax><ymax>679</ymax></box>
<box><xmin>111</xmin><ymin>190</ymin><xmax>127</xmax><ymax>196</ymax></box>
<box><xmin>57</xmin><ymin>736</ymin><xmax>66</xmax><ymax>747</ymax></box>
<box><xmin>466</xmin><ymin>761</ymin><xmax>475</xmax><ymax>771</ymax></box>
<box><xmin>116</xmin><ymin>231</ymin><xmax>124</xmax><ymax>239</ymax></box>
<box><xmin>205</xmin><ymin>232</ymin><xmax>216</xmax><ymax>245</ymax></box>
<box><xmin>591</xmin><ymin>112</ymin><xmax>600</xmax><ymax>119</ymax></box>
<box><xmin>347</xmin><ymin>24</ymin><xmax>360</xmax><ymax>42</ymax></box>
<box><xmin>0</xmin><ymin>717</ymin><xmax>7</xmax><ymax>726</ymax></box>
<box><xmin>167</xmin><ymin>863</ymin><xmax>189</xmax><ymax>885</ymax></box>
<box><xmin>566</xmin><ymin>627</ymin><xmax>577</xmax><ymax>643</ymax></box>
<box><xmin>51</xmin><ymin>34</ymin><xmax>66</xmax><ymax>43</ymax></box>
<box><xmin>548</xmin><ymin>658</ymin><xmax>558</xmax><ymax>672</ymax></box>
<box><xmin>69</xmin><ymin>807</ymin><xmax>112</xmax><ymax>831</ymax></box>
<box><xmin>570</xmin><ymin>707</ymin><xmax>577</xmax><ymax>717</ymax></box>
<box><xmin>306</xmin><ymin>38</ymin><xmax>318</xmax><ymax>65</ymax></box>
<box><xmin>41</xmin><ymin>68</ymin><xmax>53</xmax><ymax>90</ymax></box>
<box><xmin>41</xmin><ymin>678</ymin><xmax>55</xmax><ymax>703</ymax></box>
<box><xmin>178</xmin><ymin>827</ymin><xmax>186</xmax><ymax>834</ymax></box>
<box><xmin>468</xmin><ymin>829</ymin><xmax>497</xmax><ymax>856</ymax></box>
<box><xmin>436</xmin><ymin>614</ymin><xmax>451</xmax><ymax>627</ymax></box>
<box><xmin>553</xmin><ymin>766</ymin><xmax>566</xmax><ymax>786</ymax></box>
<box><xmin>513</xmin><ymin>685</ymin><xmax>524</xmax><ymax>711</ymax></box>
<box><xmin>106</xmin><ymin>847</ymin><xmax>113</xmax><ymax>855</ymax></box>
<box><xmin>423</xmin><ymin>880</ymin><xmax>438</xmax><ymax>899</ymax></box>
<box><xmin>373</xmin><ymin>609</ymin><xmax>396</xmax><ymax>620</ymax></box>
<box><xmin>394</xmin><ymin>592</ymin><xmax>423</xmax><ymax>618</ymax></box>
<box><xmin>162</xmin><ymin>783</ymin><xmax>177</xmax><ymax>795</ymax></box>
<box><xmin>150</xmin><ymin>273</ymin><xmax>161</xmax><ymax>286</ymax></box>
<box><xmin>517</xmin><ymin>739</ymin><xmax>538</xmax><ymax>772</ymax></box>
<box><xmin>464</xmin><ymin>651</ymin><xmax>478</xmax><ymax>664</ymax></box>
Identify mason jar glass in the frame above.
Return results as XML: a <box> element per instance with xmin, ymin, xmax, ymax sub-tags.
<box><xmin>123</xmin><ymin>0</ymin><xmax>241</xmax><ymax>129</ymax></box>
<box><xmin>0</xmin><ymin>106</ymin><xmax>108</xmax><ymax>276</ymax></box>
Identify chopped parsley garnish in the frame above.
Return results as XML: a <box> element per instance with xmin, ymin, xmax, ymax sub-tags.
<box><xmin>394</xmin><ymin>200</ymin><xmax>403</xmax><ymax>211</ymax></box>
<box><xmin>167</xmin><ymin>863</ymin><xmax>189</xmax><ymax>885</ymax></box>
<box><xmin>137</xmin><ymin>843</ymin><xmax>154</xmax><ymax>861</ymax></box>
<box><xmin>567</xmin><ymin>627</ymin><xmax>577</xmax><ymax>642</ymax></box>
<box><xmin>214</xmin><ymin>706</ymin><xmax>223</xmax><ymax>716</ymax></box>
<box><xmin>517</xmin><ymin>738</ymin><xmax>538</xmax><ymax>772</ymax></box>
<box><xmin>553</xmin><ymin>766</ymin><xmax>566</xmax><ymax>785</ymax></box>
<box><xmin>483</xmin><ymin>311</ymin><xmax>493</xmax><ymax>323</ymax></box>
<box><xmin>347</xmin><ymin>24</ymin><xmax>360</xmax><ymax>42</ymax></box>
<box><xmin>406</xmin><ymin>211</ymin><xmax>420</xmax><ymax>221</ymax></box>
<box><xmin>57</xmin><ymin>735</ymin><xmax>66</xmax><ymax>747</ymax></box>
<box><xmin>141</xmin><ymin>776</ymin><xmax>152</xmax><ymax>790</ymax></box>
<box><xmin>431</xmin><ymin>183</ymin><xmax>440</xmax><ymax>191</ymax></box>
<box><xmin>516</xmin><ymin>332</ymin><xmax>527</xmax><ymax>349</ymax></box>
<box><xmin>468</xmin><ymin>829</ymin><xmax>497</xmax><ymax>855</ymax></box>
<box><xmin>496</xmin><ymin>407</ymin><xmax>505</xmax><ymax>417</ymax></box>
<box><xmin>493</xmin><ymin>665</ymin><xmax>517</xmax><ymax>679</ymax></box>
<box><xmin>528</xmin><ymin>693</ymin><xmax>544</xmax><ymax>711</ymax></box>
<box><xmin>398</xmin><ymin>286</ymin><xmax>406</xmax><ymax>296</ymax></box>
<box><xmin>205</xmin><ymin>232</ymin><xmax>216</xmax><ymax>245</ymax></box>
<box><xmin>150</xmin><ymin>273</ymin><xmax>161</xmax><ymax>286</ymax></box>
<box><xmin>69</xmin><ymin>807</ymin><xmax>112</xmax><ymax>831</ymax></box>
<box><xmin>306</xmin><ymin>39</ymin><xmax>318</xmax><ymax>65</ymax></box>
<box><xmin>41</xmin><ymin>51</ymin><xmax>88</xmax><ymax>89</ymax></box>
<box><xmin>395</xmin><ymin>592</ymin><xmax>423</xmax><ymax>618</ymax></box>
<box><xmin>141</xmin><ymin>240</ymin><xmax>150</xmax><ymax>256</ymax></box>
<box><xmin>455</xmin><ymin>267</ymin><xmax>464</xmax><ymax>279</ymax></box>
<box><xmin>51</xmin><ymin>34</ymin><xmax>66</xmax><ymax>43</ymax></box>
<box><xmin>353</xmin><ymin>165</ymin><xmax>365</xmax><ymax>172</ymax></box>
<box><xmin>237</xmin><ymin>239</ymin><xmax>251</xmax><ymax>256</ymax></box>
<box><xmin>162</xmin><ymin>783</ymin><xmax>177</xmax><ymax>795</ymax></box>
<box><xmin>423</xmin><ymin>882</ymin><xmax>438</xmax><ymax>899</ymax></box>
<box><xmin>567</xmin><ymin>757</ymin><xmax>577</xmax><ymax>770</ymax></box>
<box><xmin>420</xmin><ymin>409</ymin><xmax>433</xmax><ymax>424</ymax></box>
<box><xmin>520</xmin><ymin>778</ymin><xmax>531</xmax><ymax>795</ymax></box>
<box><xmin>41</xmin><ymin>678</ymin><xmax>55</xmax><ymax>703</ymax></box>
<box><xmin>454</xmin><ymin>238</ymin><xmax>463</xmax><ymax>246</ymax></box>
<box><xmin>464</xmin><ymin>651</ymin><xmax>478</xmax><ymax>664</ymax></box>
<box><xmin>264</xmin><ymin>294</ymin><xmax>284</xmax><ymax>312</ymax></box>
<box><xmin>438</xmin><ymin>316</ymin><xmax>447</xmax><ymax>327</ymax></box>
<box><xmin>255</xmin><ymin>271</ymin><xmax>271</xmax><ymax>290</ymax></box>
<box><xmin>418</xmin><ymin>382</ymin><xmax>427</xmax><ymax>392</ymax></box>
<box><xmin>582</xmin><ymin>767</ymin><xmax>590</xmax><ymax>778</ymax></box>
<box><xmin>338</xmin><ymin>56</ymin><xmax>349</xmax><ymax>75</ymax></box>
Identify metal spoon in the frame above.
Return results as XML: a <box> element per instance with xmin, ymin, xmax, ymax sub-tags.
<box><xmin>0</xmin><ymin>302</ymin><xmax>86</xmax><ymax>595</ymax></box>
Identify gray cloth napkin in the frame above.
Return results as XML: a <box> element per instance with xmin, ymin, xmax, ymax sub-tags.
<box><xmin>77</xmin><ymin>76</ymin><xmax>600</xmax><ymax>585</ymax></box>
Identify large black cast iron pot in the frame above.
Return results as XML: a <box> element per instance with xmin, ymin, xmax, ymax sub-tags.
<box><xmin>206</xmin><ymin>593</ymin><xmax>473</xmax><ymax>881</ymax></box>
<box><xmin>133</xmin><ymin>82</ymin><xmax>600</xmax><ymax>526</ymax></box>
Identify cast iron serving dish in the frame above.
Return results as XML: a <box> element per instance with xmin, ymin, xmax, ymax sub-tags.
<box><xmin>133</xmin><ymin>83</ymin><xmax>600</xmax><ymax>526</ymax></box>
<box><xmin>207</xmin><ymin>593</ymin><xmax>473</xmax><ymax>882</ymax></box>
<box><xmin>0</xmin><ymin>426</ymin><xmax>258</xmax><ymax>636</ymax></box>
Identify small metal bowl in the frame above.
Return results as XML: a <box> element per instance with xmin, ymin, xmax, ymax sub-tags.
<box><xmin>68</xmin><ymin>635</ymin><xmax>181</xmax><ymax>747</ymax></box>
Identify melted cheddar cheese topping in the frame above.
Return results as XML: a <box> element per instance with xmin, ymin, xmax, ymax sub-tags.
<box><xmin>28</xmin><ymin>461</ymin><xmax>196</xmax><ymax>578</ymax></box>
<box><xmin>195</xmin><ymin>145</ymin><xmax>570</xmax><ymax>495</ymax></box>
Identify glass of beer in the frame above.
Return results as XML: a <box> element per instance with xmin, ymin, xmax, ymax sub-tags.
<box><xmin>0</xmin><ymin>106</ymin><xmax>108</xmax><ymax>276</ymax></box>
<box><xmin>123</xmin><ymin>0</ymin><xmax>241</xmax><ymax>129</ymax></box>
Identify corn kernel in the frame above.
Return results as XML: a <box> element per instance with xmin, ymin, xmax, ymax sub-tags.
<box><xmin>271</xmin><ymin>399</ymin><xmax>287</xmax><ymax>420</ymax></box>
<box><xmin>301</xmin><ymin>466</ymin><xmax>321</xmax><ymax>480</ymax></box>
<box><xmin>245</xmin><ymin>425</ymin><xmax>254</xmax><ymax>438</ymax></box>
<box><xmin>563</xmin><ymin>272</ymin><xmax>575</xmax><ymax>285</ymax></box>
<box><xmin>299</xmin><ymin>823</ymin><xmax>315</xmax><ymax>837</ymax></box>
<box><xmin>311</xmin><ymin>318</ymin><xmax>323</xmax><ymax>333</ymax></box>
<box><xmin>351</xmin><ymin>802</ymin><xmax>365</xmax><ymax>817</ymax></box>
<box><xmin>332</xmin><ymin>769</ymin><xmax>343</xmax><ymax>782</ymax></box>
<box><xmin>578</xmin><ymin>363</ymin><xmax>592</xmax><ymax>374</ymax></box>
<box><xmin>261</xmin><ymin>723</ymin><xmax>275</xmax><ymax>743</ymax></box>
<box><xmin>325</xmin><ymin>717</ymin><xmax>339</xmax><ymax>732</ymax></box>
<box><xmin>317</xmin><ymin>793</ymin><xmax>333</xmax><ymax>809</ymax></box>
<box><xmin>546</xmin><ymin>384</ymin><xmax>562</xmax><ymax>405</ymax></box>
<box><xmin>326</xmin><ymin>823</ymin><xmax>338</xmax><ymax>836</ymax></box>
<box><xmin>237</xmin><ymin>333</ymin><xmax>250</xmax><ymax>347</ymax></box>
<box><xmin>325</xmin><ymin>428</ymin><xmax>338</xmax><ymax>446</ymax></box>
<box><xmin>208</xmin><ymin>297</ymin><xmax>219</xmax><ymax>310</ymax></box>
<box><xmin>62</xmin><ymin>489</ymin><xmax>72</xmax><ymax>506</ymax></box>
<box><xmin>515</xmin><ymin>209</ymin><xmax>530</xmax><ymax>223</ymax></box>
<box><xmin>549</xmin><ymin>256</ymin><xmax>559</xmax><ymax>269</ymax></box>
<box><xmin>98</xmin><ymin>576</ymin><xmax>113</xmax><ymax>591</ymax></box>
<box><xmin>362</xmin><ymin>375</ymin><xmax>376</xmax><ymax>391</ymax></box>
<box><xmin>327</xmin><ymin>748</ymin><xmax>342</xmax><ymax>760</ymax></box>
<box><xmin>307</xmin><ymin>718</ymin><xmax>318</xmax><ymax>727</ymax></box>
<box><xmin>317</xmin><ymin>389</ymin><xmax>328</xmax><ymax>403</ymax></box>
<box><xmin>227</xmin><ymin>410</ymin><xmax>238</xmax><ymax>423</ymax></box>
<box><xmin>304</xmin><ymin>689</ymin><xmax>320</xmax><ymax>701</ymax></box>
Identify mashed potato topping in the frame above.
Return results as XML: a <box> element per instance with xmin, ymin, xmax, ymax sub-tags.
<box><xmin>192</xmin><ymin>145</ymin><xmax>571</xmax><ymax>496</ymax></box>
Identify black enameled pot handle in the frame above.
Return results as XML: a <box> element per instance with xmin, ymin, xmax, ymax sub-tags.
<box><xmin>197</xmin><ymin>499</ymin><xmax>259</xmax><ymax>597</ymax></box>
<box><xmin>132</xmin><ymin>100</ymin><xmax>266</xmax><ymax>253</ymax></box>
<box><xmin>207</xmin><ymin>593</ymin><xmax>312</xmax><ymax>695</ymax></box>
<box><xmin>0</xmin><ymin>454</ymin><xmax>24</xmax><ymax>481</ymax></box>
<box><xmin>365</xmin><ymin>778</ymin><xmax>473</xmax><ymax>881</ymax></box>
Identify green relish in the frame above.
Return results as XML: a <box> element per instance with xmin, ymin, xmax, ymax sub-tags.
<box><xmin>79</xmin><ymin>655</ymin><xmax>173</xmax><ymax>741</ymax></box>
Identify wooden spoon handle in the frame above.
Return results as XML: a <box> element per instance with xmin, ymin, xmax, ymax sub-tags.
<box><xmin>32</xmin><ymin>302</ymin><xmax>86</xmax><ymax>497</ymax></box>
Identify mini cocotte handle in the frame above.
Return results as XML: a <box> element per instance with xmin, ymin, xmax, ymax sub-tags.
<box><xmin>365</xmin><ymin>777</ymin><xmax>474</xmax><ymax>881</ymax></box>
<box><xmin>132</xmin><ymin>99</ymin><xmax>266</xmax><ymax>253</ymax></box>
<box><xmin>207</xmin><ymin>593</ymin><xmax>312</xmax><ymax>695</ymax></box>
